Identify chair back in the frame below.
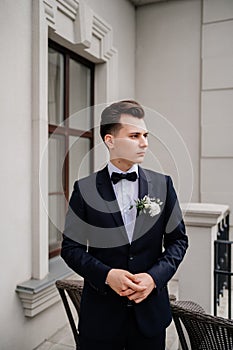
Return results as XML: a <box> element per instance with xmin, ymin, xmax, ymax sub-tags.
<box><xmin>56</xmin><ymin>279</ymin><xmax>84</xmax><ymax>350</ymax></box>
<box><xmin>171</xmin><ymin>300</ymin><xmax>233</xmax><ymax>350</ymax></box>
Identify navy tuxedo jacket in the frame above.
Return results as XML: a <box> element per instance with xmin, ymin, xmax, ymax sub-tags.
<box><xmin>61</xmin><ymin>166</ymin><xmax>188</xmax><ymax>340</ymax></box>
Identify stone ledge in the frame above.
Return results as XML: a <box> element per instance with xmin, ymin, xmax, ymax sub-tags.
<box><xmin>181</xmin><ymin>202</ymin><xmax>230</xmax><ymax>227</ymax></box>
<box><xmin>16</xmin><ymin>257</ymin><xmax>75</xmax><ymax>317</ymax></box>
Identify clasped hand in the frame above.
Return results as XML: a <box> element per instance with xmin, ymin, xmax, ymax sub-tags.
<box><xmin>106</xmin><ymin>269</ymin><xmax>155</xmax><ymax>304</ymax></box>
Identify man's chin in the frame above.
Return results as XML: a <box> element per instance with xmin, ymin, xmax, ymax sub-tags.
<box><xmin>136</xmin><ymin>156</ymin><xmax>145</xmax><ymax>163</ymax></box>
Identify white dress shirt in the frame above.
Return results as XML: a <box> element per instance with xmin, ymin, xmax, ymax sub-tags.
<box><xmin>108</xmin><ymin>162</ymin><xmax>139</xmax><ymax>243</ymax></box>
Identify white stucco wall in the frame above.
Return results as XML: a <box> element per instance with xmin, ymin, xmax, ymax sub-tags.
<box><xmin>0</xmin><ymin>0</ymin><xmax>33</xmax><ymax>347</ymax></box>
<box><xmin>135</xmin><ymin>0</ymin><xmax>201</xmax><ymax>203</ymax></box>
<box><xmin>201</xmin><ymin>0</ymin><xmax>233</xmax><ymax>219</ymax></box>
<box><xmin>0</xmin><ymin>2</ymin><xmax>68</xmax><ymax>349</ymax></box>
<box><xmin>85</xmin><ymin>0</ymin><xmax>136</xmax><ymax>100</ymax></box>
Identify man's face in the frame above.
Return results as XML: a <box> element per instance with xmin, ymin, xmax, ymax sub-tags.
<box><xmin>105</xmin><ymin>114</ymin><xmax>148</xmax><ymax>169</ymax></box>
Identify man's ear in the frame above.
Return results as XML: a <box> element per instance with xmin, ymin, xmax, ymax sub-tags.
<box><xmin>104</xmin><ymin>134</ymin><xmax>114</xmax><ymax>149</ymax></box>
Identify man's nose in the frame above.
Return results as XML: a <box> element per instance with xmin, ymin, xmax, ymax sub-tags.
<box><xmin>140</xmin><ymin>136</ymin><xmax>148</xmax><ymax>148</ymax></box>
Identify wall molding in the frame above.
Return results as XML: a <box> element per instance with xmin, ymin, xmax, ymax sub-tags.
<box><xmin>43</xmin><ymin>0</ymin><xmax>117</xmax><ymax>61</ymax></box>
<box><xmin>16</xmin><ymin>257</ymin><xmax>75</xmax><ymax>317</ymax></box>
<box><xmin>16</xmin><ymin>285</ymin><xmax>60</xmax><ymax>318</ymax></box>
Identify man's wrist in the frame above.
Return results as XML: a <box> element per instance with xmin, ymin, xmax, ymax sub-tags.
<box><xmin>105</xmin><ymin>269</ymin><xmax>113</xmax><ymax>284</ymax></box>
<box><xmin>146</xmin><ymin>272</ymin><xmax>156</xmax><ymax>288</ymax></box>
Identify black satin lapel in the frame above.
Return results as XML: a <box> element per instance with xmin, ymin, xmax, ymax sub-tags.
<box><xmin>138</xmin><ymin>167</ymin><xmax>150</xmax><ymax>199</ymax></box>
<box><xmin>133</xmin><ymin>167</ymin><xmax>153</xmax><ymax>242</ymax></box>
<box><xmin>96</xmin><ymin>167</ymin><xmax>128</xmax><ymax>237</ymax></box>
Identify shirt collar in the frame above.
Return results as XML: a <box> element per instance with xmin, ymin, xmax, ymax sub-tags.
<box><xmin>108</xmin><ymin>162</ymin><xmax>139</xmax><ymax>177</ymax></box>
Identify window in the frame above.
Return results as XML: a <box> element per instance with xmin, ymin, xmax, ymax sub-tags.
<box><xmin>48</xmin><ymin>40</ymin><xmax>94</xmax><ymax>258</ymax></box>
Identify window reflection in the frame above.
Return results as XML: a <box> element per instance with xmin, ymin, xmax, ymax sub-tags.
<box><xmin>48</xmin><ymin>48</ymin><xmax>64</xmax><ymax>125</ymax></box>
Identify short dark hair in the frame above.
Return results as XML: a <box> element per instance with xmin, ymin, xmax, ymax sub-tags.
<box><xmin>100</xmin><ymin>100</ymin><xmax>145</xmax><ymax>141</ymax></box>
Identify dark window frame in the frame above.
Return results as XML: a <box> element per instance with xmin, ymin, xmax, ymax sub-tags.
<box><xmin>48</xmin><ymin>39</ymin><xmax>95</xmax><ymax>258</ymax></box>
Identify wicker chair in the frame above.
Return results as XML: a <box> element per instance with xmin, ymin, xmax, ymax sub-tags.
<box><xmin>171</xmin><ymin>300</ymin><xmax>233</xmax><ymax>350</ymax></box>
<box><xmin>56</xmin><ymin>279</ymin><xmax>84</xmax><ymax>350</ymax></box>
<box><xmin>56</xmin><ymin>279</ymin><xmax>176</xmax><ymax>349</ymax></box>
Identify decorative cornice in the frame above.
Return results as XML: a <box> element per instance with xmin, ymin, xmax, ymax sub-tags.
<box><xmin>43</xmin><ymin>0</ymin><xmax>117</xmax><ymax>62</ymax></box>
<box><xmin>43</xmin><ymin>0</ymin><xmax>56</xmax><ymax>26</ymax></box>
<box><xmin>74</xmin><ymin>0</ymin><xmax>93</xmax><ymax>49</ymax></box>
<box><xmin>57</xmin><ymin>0</ymin><xmax>78</xmax><ymax>20</ymax></box>
<box><xmin>129</xmin><ymin>0</ymin><xmax>166</xmax><ymax>7</ymax></box>
<box><xmin>92</xmin><ymin>15</ymin><xmax>117</xmax><ymax>60</ymax></box>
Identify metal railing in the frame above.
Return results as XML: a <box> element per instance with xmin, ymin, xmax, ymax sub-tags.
<box><xmin>214</xmin><ymin>214</ymin><xmax>232</xmax><ymax>318</ymax></box>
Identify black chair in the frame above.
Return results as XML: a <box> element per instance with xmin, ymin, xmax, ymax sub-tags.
<box><xmin>171</xmin><ymin>300</ymin><xmax>233</xmax><ymax>350</ymax></box>
<box><xmin>56</xmin><ymin>279</ymin><xmax>84</xmax><ymax>350</ymax></box>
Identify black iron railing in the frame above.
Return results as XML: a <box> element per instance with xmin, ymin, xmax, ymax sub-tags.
<box><xmin>214</xmin><ymin>214</ymin><xmax>232</xmax><ymax>318</ymax></box>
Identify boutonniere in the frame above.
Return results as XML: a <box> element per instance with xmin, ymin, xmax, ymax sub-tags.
<box><xmin>130</xmin><ymin>195</ymin><xmax>163</xmax><ymax>217</ymax></box>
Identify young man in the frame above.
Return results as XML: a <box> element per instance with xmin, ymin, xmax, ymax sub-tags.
<box><xmin>61</xmin><ymin>100</ymin><xmax>188</xmax><ymax>350</ymax></box>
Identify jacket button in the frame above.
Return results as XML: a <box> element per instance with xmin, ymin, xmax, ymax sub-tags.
<box><xmin>129</xmin><ymin>255</ymin><xmax>134</xmax><ymax>261</ymax></box>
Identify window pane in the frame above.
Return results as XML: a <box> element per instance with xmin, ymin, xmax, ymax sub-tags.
<box><xmin>69</xmin><ymin>59</ymin><xmax>91</xmax><ymax>130</ymax></box>
<box><xmin>69</xmin><ymin>136</ymin><xmax>91</xmax><ymax>196</ymax></box>
<box><xmin>48</xmin><ymin>194</ymin><xmax>66</xmax><ymax>253</ymax></box>
<box><xmin>48</xmin><ymin>48</ymin><xmax>64</xmax><ymax>125</ymax></box>
<box><xmin>48</xmin><ymin>133</ymin><xmax>65</xmax><ymax>193</ymax></box>
<box><xmin>48</xmin><ymin>133</ymin><xmax>66</xmax><ymax>255</ymax></box>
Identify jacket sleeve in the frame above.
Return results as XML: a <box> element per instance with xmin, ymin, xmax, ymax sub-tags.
<box><xmin>147</xmin><ymin>176</ymin><xmax>188</xmax><ymax>291</ymax></box>
<box><xmin>61</xmin><ymin>181</ymin><xmax>111</xmax><ymax>294</ymax></box>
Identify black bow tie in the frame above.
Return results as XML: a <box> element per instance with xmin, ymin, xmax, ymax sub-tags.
<box><xmin>111</xmin><ymin>171</ymin><xmax>137</xmax><ymax>185</ymax></box>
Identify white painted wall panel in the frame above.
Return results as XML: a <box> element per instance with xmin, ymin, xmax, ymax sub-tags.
<box><xmin>202</xmin><ymin>90</ymin><xmax>233</xmax><ymax>125</ymax></box>
<box><xmin>202</xmin><ymin>125</ymin><xmax>233</xmax><ymax>157</ymax></box>
<box><xmin>202</xmin><ymin>56</ymin><xmax>233</xmax><ymax>90</ymax></box>
<box><xmin>201</xmin><ymin>1</ymin><xmax>233</xmax><ymax>220</ymax></box>
<box><xmin>203</xmin><ymin>0</ymin><xmax>233</xmax><ymax>23</ymax></box>
<box><xmin>202</xmin><ymin>21</ymin><xmax>233</xmax><ymax>89</ymax></box>
<box><xmin>202</xmin><ymin>21</ymin><xmax>233</xmax><ymax>58</ymax></box>
<box><xmin>201</xmin><ymin>159</ymin><xmax>233</xmax><ymax>193</ymax></box>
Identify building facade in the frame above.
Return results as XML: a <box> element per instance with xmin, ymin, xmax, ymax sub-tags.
<box><xmin>0</xmin><ymin>0</ymin><xmax>232</xmax><ymax>349</ymax></box>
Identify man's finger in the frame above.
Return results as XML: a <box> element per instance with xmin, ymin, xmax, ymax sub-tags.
<box><xmin>119</xmin><ymin>288</ymin><xmax>135</xmax><ymax>297</ymax></box>
<box><xmin>134</xmin><ymin>297</ymin><xmax>144</xmax><ymax>304</ymax></box>
<box><xmin>128</xmin><ymin>290</ymin><xmax>147</xmax><ymax>301</ymax></box>
<box><xmin>125</xmin><ymin>279</ymin><xmax>146</xmax><ymax>291</ymax></box>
